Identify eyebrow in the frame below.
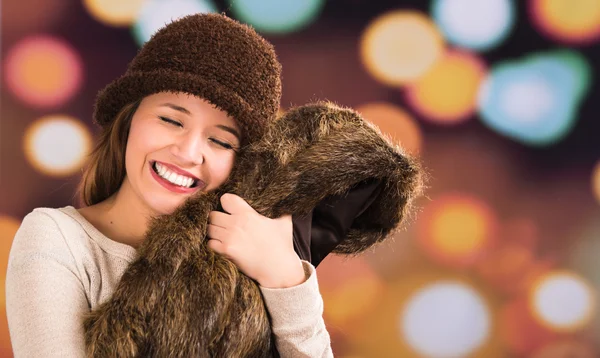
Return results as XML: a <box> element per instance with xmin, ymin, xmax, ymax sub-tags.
<box><xmin>216</xmin><ymin>124</ymin><xmax>242</xmax><ymax>142</ymax></box>
<box><xmin>161</xmin><ymin>103</ymin><xmax>191</xmax><ymax>115</ymax></box>
<box><xmin>161</xmin><ymin>103</ymin><xmax>241</xmax><ymax>141</ymax></box>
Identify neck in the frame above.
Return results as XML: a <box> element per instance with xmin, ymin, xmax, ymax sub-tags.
<box><xmin>88</xmin><ymin>179</ymin><xmax>155</xmax><ymax>249</ymax></box>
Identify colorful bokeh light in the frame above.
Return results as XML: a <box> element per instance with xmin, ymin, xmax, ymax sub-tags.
<box><xmin>229</xmin><ymin>0</ymin><xmax>324</xmax><ymax>34</ymax></box>
<box><xmin>432</xmin><ymin>0</ymin><xmax>515</xmax><ymax>51</ymax></box>
<box><xmin>417</xmin><ymin>193</ymin><xmax>498</xmax><ymax>268</ymax></box>
<box><xmin>132</xmin><ymin>0</ymin><xmax>218</xmax><ymax>46</ymax></box>
<box><xmin>400</xmin><ymin>281</ymin><xmax>491</xmax><ymax>358</ymax></box>
<box><xmin>24</xmin><ymin>115</ymin><xmax>93</xmax><ymax>177</ymax></box>
<box><xmin>477</xmin><ymin>50</ymin><xmax>591</xmax><ymax>146</ymax></box>
<box><xmin>529</xmin><ymin>271</ymin><xmax>596</xmax><ymax>332</ymax></box>
<box><xmin>4</xmin><ymin>36</ymin><xmax>83</xmax><ymax>108</ymax></box>
<box><xmin>356</xmin><ymin>102</ymin><xmax>423</xmax><ymax>155</ymax></box>
<box><xmin>591</xmin><ymin>161</ymin><xmax>600</xmax><ymax>204</ymax></box>
<box><xmin>405</xmin><ymin>50</ymin><xmax>487</xmax><ymax>124</ymax></box>
<box><xmin>530</xmin><ymin>0</ymin><xmax>600</xmax><ymax>44</ymax></box>
<box><xmin>360</xmin><ymin>11</ymin><xmax>445</xmax><ymax>86</ymax></box>
<box><xmin>84</xmin><ymin>0</ymin><xmax>146</xmax><ymax>27</ymax></box>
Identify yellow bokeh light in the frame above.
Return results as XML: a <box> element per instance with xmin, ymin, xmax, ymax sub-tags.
<box><xmin>417</xmin><ymin>193</ymin><xmax>497</xmax><ymax>268</ymax></box>
<box><xmin>24</xmin><ymin>115</ymin><xmax>92</xmax><ymax>177</ymax></box>
<box><xmin>0</xmin><ymin>216</ymin><xmax>21</xmax><ymax>308</ymax></box>
<box><xmin>360</xmin><ymin>10</ymin><xmax>445</xmax><ymax>86</ymax></box>
<box><xmin>529</xmin><ymin>270</ymin><xmax>596</xmax><ymax>332</ymax></box>
<box><xmin>356</xmin><ymin>102</ymin><xmax>423</xmax><ymax>155</ymax></box>
<box><xmin>406</xmin><ymin>50</ymin><xmax>487</xmax><ymax>124</ymax></box>
<box><xmin>84</xmin><ymin>0</ymin><xmax>146</xmax><ymax>27</ymax></box>
<box><xmin>592</xmin><ymin>160</ymin><xmax>600</xmax><ymax>204</ymax></box>
<box><xmin>531</xmin><ymin>0</ymin><xmax>600</xmax><ymax>43</ymax></box>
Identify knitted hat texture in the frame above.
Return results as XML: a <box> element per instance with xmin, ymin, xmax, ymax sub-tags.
<box><xmin>93</xmin><ymin>13</ymin><xmax>282</xmax><ymax>144</ymax></box>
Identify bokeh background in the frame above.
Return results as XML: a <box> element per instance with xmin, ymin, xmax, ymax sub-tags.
<box><xmin>2</xmin><ymin>0</ymin><xmax>600</xmax><ymax>357</ymax></box>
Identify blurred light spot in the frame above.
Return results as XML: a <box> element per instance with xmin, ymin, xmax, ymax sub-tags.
<box><xmin>530</xmin><ymin>0</ymin><xmax>600</xmax><ymax>44</ymax></box>
<box><xmin>84</xmin><ymin>0</ymin><xmax>146</xmax><ymax>27</ymax></box>
<box><xmin>432</xmin><ymin>0</ymin><xmax>515</xmax><ymax>51</ymax></box>
<box><xmin>417</xmin><ymin>193</ymin><xmax>498</xmax><ymax>268</ymax></box>
<box><xmin>24</xmin><ymin>115</ymin><xmax>92</xmax><ymax>177</ymax></box>
<box><xmin>536</xmin><ymin>49</ymin><xmax>592</xmax><ymax>102</ymax></box>
<box><xmin>360</xmin><ymin>11</ymin><xmax>445</xmax><ymax>86</ymax></box>
<box><xmin>356</xmin><ymin>102</ymin><xmax>423</xmax><ymax>155</ymax></box>
<box><xmin>319</xmin><ymin>256</ymin><xmax>385</xmax><ymax>328</ymax></box>
<box><xmin>401</xmin><ymin>281</ymin><xmax>490</xmax><ymax>358</ymax></box>
<box><xmin>230</xmin><ymin>0</ymin><xmax>324</xmax><ymax>34</ymax></box>
<box><xmin>500</xmin><ymin>298</ymin><xmax>559</xmax><ymax>356</ymax></box>
<box><xmin>0</xmin><ymin>216</ymin><xmax>21</xmax><ymax>308</ymax></box>
<box><xmin>477</xmin><ymin>50</ymin><xmax>590</xmax><ymax>146</ymax></box>
<box><xmin>591</xmin><ymin>161</ymin><xmax>600</xmax><ymax>205</ymax></box>
<box><xmin>529</xmin><ymin>271</ymin><xmax>596</xmax><ymax>332</ymax></box>
<box><xmin>4</xmin><ymin>36</ymin><xmax>83</xmax><ymax>108</ymax></box>
<box><xmin>132</xmin><ymin>0</ymin><xmax>218</xmax><ymax>46</ymax></box>
<box><xmin>405</xmin><ymin>50</ymin><xmax>487</xmax><ymax>124</ymax></box>
<box><xmin>530</xmin><ymin>339</ymin><xmax>597</xmax><ymax>358</ymax></box>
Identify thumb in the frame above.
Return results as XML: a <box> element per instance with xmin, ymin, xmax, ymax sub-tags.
<box><xmin>220</xmin><ymin>193</ymin><xmax>255</xmax><ymax>215</ymax></box>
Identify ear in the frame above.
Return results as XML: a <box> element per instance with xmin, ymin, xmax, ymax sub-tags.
<box><xmin>292</xmin><ymin>178</ymin><xmax>383</xmax><ymax>266</ymax></box>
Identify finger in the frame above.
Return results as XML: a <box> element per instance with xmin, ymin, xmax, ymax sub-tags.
<box><xmin>207</xmin><ymin>238</ymin><xmax>225</xmax><ymax>254</ymax></box>
<box><xmin>207</xmin><ymin>223</ymin><xmax>229</xmax><ymax>243</ymax></box>
<box><xmin>220</xmin><ymin>193</ymin><xmax>255</xmax><ymax>216</ymax></box>
<box><xmin>208</xmin><ymin>210</ymin><xmax>233</xmax><ymax>229</ymax></box>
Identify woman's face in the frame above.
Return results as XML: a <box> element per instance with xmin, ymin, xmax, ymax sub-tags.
<box><xmin>122</xmin><ymin>92</ymin><xmax>241</xmax><ymax>215</ymax></box>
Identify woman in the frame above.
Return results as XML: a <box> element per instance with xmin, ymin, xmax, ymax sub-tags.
<box><xmin>6</xmin><ymin>13</ymin><xmax>332</xmax><ymax>357</ymax></box>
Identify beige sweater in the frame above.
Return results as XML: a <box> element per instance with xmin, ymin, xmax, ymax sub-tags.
<box><xmin>6</xmin><ymin>206</ymin><xmax>333</xmax><ymax>357</ymax></box>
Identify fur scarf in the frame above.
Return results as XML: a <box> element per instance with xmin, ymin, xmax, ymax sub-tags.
<box><xmin>82</xmin><ymin>102</ymin><xmax>423</xmax><ymax>357</ymax></box>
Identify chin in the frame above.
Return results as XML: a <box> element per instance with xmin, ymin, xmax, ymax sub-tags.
<box><xmin>145</xmin><ymin>194</ymin><xmax>187</xmax><ymax>216</ymax></box>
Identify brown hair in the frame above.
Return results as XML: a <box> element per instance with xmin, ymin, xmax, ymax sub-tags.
<box><xmin>77</xmin><ymin>100</ymin><xmax>140</xmax><ymax>206</ymax></box>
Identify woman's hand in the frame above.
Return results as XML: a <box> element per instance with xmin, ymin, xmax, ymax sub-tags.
<box><xmin>207</xmin><ymin>193</ymin><xmax>306</xmax><ymax>288</ymax></box>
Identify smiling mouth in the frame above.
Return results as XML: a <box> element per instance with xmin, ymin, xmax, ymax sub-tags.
<box><xmin>151</xmin><ymin>161</ymin><xmax>201</xmax><ymax>189</ymax></box>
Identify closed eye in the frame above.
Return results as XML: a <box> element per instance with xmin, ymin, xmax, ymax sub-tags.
<box><xmin>210</xmin><ymin>138</ymin><xmax>237</xmax><ymax>151</ymax></box>
<box><xmin>158</xmin><ymin>116</ymin><xmax>182</xmax><ymax>127</ymax></box>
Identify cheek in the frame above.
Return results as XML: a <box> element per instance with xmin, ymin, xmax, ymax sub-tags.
<box><xmin>126</xmin><ymin>121</ymin><xmax>165</xmax><ymax>164</ymax></box>
<box><xmin>212</xmin><ymin>154</ymin><xmax>236</xmax><ymax>181</ymax></box>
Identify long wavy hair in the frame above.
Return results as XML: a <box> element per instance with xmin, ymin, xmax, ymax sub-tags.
<box><xmin>77</xmin><ymin>100</ymin><xmax>141</xmax><ymax>206</ymax></box>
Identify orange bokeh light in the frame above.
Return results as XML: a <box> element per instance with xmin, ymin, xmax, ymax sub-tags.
<box><xmin>591</xmin><ymin>160</ymin><xmax>600</xmax><ymax>205</ymax></box>
<box><xmin>405</xmin><ymin>50</ymin><xmax>487</xmax><ymax>124</ymax></box>
<box><xmin>4</xmin><ymin>36</ymin><xmax>83</xmax><ymax>108</ymax></box>
<box><xmin>530</xmin><ymin>0</ymin><xmax>600</xmax><ymax>44</ymax></box>
<box><xmin>356</xmin><ymin>102</ymin><xmax>423</xmax><ymax>156</ymax></box>
<box><xmin>417</xmin><ymin>193</ymin><xmax>498</xmax><ymax>269</ymax></box>
<box><xmin>360</xmin><ymin>10</ymin><xmax>445</xmax><ymax>86</ymax></box>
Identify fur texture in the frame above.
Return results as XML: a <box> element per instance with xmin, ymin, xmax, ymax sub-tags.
<box><xmin>83</xmin><ymin>102</ymin><xmax>423</xmax><ymax>357</ymax></box>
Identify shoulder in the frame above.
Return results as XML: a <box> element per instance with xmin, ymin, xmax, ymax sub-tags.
<box><xmin>10</xmin><ymin>206</ymin><xmax>91</xmax><ymax>264</ymax></box>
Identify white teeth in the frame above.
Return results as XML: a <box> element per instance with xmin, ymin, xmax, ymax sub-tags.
<box><xmin>154</xmin><ymin>162</ymin><xmax>196</xmax><ymax>188</ymax></box>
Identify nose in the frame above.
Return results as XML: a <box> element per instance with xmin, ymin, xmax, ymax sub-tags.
<box><xmin>170</xmin><ymin>132</ymin><xmax>204</xmax><ymax>165</ymax></box>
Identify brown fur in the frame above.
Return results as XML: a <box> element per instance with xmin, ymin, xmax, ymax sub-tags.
<box><xmin>83</xmin><ymin>101</ymin><xmax>423</xmax><ymax>357</ymax></box>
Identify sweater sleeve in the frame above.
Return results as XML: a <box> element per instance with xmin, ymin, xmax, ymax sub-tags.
<box><xmin>6</xmin><ymin>210</ymin><xmax>89</xmax><ymax>358</ymax></box>
<box><xmin>259</xmin><ymin>260</ymin><xmax>333</xmax><ymax>358</ymax></box>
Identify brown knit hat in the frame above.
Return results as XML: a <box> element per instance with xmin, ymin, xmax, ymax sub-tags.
<box><xmin>93</xmin><ymin>13</ymin><xmax>282</xmax><ymax>144</ymax></box>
